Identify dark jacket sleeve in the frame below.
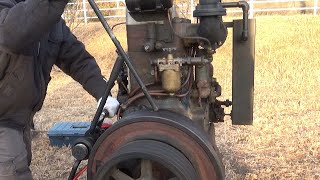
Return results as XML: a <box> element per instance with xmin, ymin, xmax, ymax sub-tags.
<box><xmin>0</xmin><ymin>0</ymin><xmax>68</xmax><ymax>53</ymax></box>
<box><xmin>55</xmin><ymin>21</ymin><xmax>107</xmax><ymax>101</ymax></box>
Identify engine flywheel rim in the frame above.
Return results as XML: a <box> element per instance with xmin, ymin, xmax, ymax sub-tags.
<box><xmin>95</xmin><ymin>140</ymin><xmax>197</xmax><ymax>180</ymax></box>
<box><xmin>88</xmin><ymin>111</ymin><xmax>224</xmax><ymax>180</ymax></box>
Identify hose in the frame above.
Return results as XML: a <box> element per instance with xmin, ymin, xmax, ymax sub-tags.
<box><xmin>68</xmin><ymin>160</ymin><xmax>81</xmax><ymax>180</ymax></box>
<box><xmin>73</xmin><ymin>165</ymin><xmax>88</xmax><ymax>180</ymax></box>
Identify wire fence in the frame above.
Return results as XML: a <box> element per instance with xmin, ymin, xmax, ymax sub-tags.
<box><xmin>63</xmin><ymin>0</ymin><xmax>319</xmax><ymax>24</ymax></box>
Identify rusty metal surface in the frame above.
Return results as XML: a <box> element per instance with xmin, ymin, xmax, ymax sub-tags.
<box><xmin>195</xmin><ymin>63</ymin><xmax>213</xmax><ymax>98</ymax></box>
<box><xmin>95</xmin><ymin>140</ymin><xmax>197</xmax><ymax>180</ymax></box>
<box><xmin>87</xmin><ymin>111</ymin><xmax>224</xmax><ymax>180</ymax></box>
<box><xmin>126</xmin><ymin>21</ymin><xmax>187</xmax><ymax>92</ymax></box>
<box><xmin>69</xmin><ymin>1</ymin><xmax>257</xmax><ymax>179</ymax></box>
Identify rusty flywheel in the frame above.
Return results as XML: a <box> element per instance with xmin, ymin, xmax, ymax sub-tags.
<box><xmin>87</xmin><ymin>111</ymin><xmax>224</xmax><ymax>180</ymax></box>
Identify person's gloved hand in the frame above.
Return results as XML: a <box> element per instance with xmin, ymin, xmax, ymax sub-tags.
<box><xmin>97</xmin><ymin>96</ymin><xmax>120</xmax><ymax>117</ymax></box>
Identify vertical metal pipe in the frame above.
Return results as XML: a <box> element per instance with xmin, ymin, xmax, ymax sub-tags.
<box><xmin>221</xmin><ymin>1</ymin><xmax>249</xmax><ymax>41</ymax></box>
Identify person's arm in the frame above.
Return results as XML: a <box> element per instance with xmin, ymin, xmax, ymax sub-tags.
<box><xmin>55</xmin><ymin>21</ymin><xmax>119</xmax><ymax>117</ymax></box>
<box><xmin>55</xmin><ymin>20</ymin><xmax>107</xmax><ymax>101</ymax></box>
<box><xmin>0</xmin><ymin>0</ymin><xmax>68</xmax><ymax>53</ymax></box>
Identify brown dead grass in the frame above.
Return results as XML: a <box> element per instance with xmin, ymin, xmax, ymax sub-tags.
<box><xmin>30</xmin><ymin>15</ymin><xmax>320</xmax><ymax>179</ymax></box>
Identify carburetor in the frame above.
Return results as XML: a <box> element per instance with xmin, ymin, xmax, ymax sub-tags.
<box><xmin>157</xmin><ymin>53</ymin><xmax>181</xmax><ymax>93</ymax></box>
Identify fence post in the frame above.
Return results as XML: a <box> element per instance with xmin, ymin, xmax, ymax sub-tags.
<box><xmin>190</xmin><ymin>0</ymin><xmax>194</xmax><ymax>21</ymax></box>
<box><xmin>315</xmin><ymin>0</ymin><xmax>318</xmax><ymax>15</ymax></box>
<box><xmin>83</xmin><ymin>0</ymin><xmax>88</xmax><ymax>24</ymax></box>
<box><xmin>249</xmin><ymin>0</ymin><xmax>254</xmax><ymax>18</ymax></box>
<box><xmin>116</xmin><ymin>0</ymin><xmax>120</xmax><ymax>8</ymax></box>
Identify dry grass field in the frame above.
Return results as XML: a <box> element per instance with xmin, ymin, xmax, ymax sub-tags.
<box><xmin>30</xmin><ymin>15</ymin><xmax>320</xmax><ymax>179</ymax></box>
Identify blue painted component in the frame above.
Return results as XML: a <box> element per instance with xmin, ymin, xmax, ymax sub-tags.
<box><xmin>47</xmin><ymin>122</ymin><xmax>91</xmax><ymax>147</ymax></box>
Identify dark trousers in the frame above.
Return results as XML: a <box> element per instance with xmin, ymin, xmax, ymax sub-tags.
<box><xmin>0</xmin><ymin>126</ymin><xmax>33</xmax><ymax>180</ymax></box>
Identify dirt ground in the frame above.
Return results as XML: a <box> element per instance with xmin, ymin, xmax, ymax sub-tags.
<box><xmin>30</xmin><ymin>15</ymin><xmax>320</xmax><ymax>179</ymax></box>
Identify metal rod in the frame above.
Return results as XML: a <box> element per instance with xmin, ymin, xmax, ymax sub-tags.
<box><xmin>88</xmin><ymin>56</ymin><xmax>124</xmax><ymax>133</ymax></box>
<box><xmin>87</xmin><ymin>0</ymin><xmax>159</xmax><ymax>111</ymax></box>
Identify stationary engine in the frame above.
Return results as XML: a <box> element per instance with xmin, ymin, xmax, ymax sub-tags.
<box><xmin>70</xmin><ymin>0</ymin><xmax>255</xmax><ymax>179</ymax></box>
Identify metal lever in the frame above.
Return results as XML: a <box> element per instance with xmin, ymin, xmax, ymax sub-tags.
<box><xmin>87</xmin><ymin>56</ymin><xmax>123</xmax><ymax>134</ymax></box>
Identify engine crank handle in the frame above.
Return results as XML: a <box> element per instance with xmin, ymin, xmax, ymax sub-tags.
<box><xmin>99</xmin><ymin>110</ymin><xmax>108</xmax><ymax>121</ymax></box>
<box><xmin>87</xmin><ymin>0</ymin><xmax>159</xmax><ymax>112</ymax></box>
<box><xmin>97</xmin><ymin>109</ymin><xmax>109</xmax><ymax>127</ymax></box>
<box><xmin>88</xmin><ymin>56</ymin><xmax>123</xmax><ymax>134</ymax></box>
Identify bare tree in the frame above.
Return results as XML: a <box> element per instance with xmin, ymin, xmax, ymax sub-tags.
<box><xmin>64</xmin><ymin>0</ymin><xmax>83</xmax><ymax>31</ymax></box>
